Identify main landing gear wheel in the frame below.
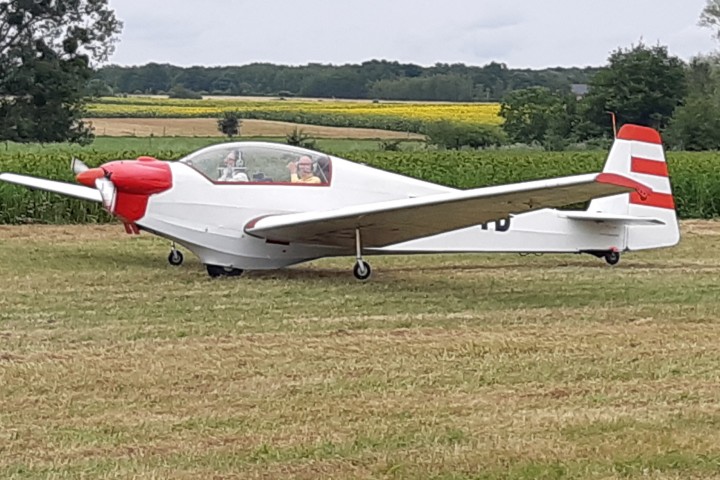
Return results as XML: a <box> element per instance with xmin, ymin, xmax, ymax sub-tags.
<box><xmin>168</xmin><ymin>249</ymin><xmax>184</xmax><ymax>266</ymax></box>
<box><xmin>353</xmin><ymin>260</ymin><xmax>372</xmax><ymax>281</ymax></box>
<box><xmin>352</xmin><ymin>227</ymin><xmax>372</xmax><ymax>281</ymax></box>
<box><xmin>206</xmin><ymin>265</ymin><xmax>244</xmax><ymax>278</ymax></box>
<box><xmin>604</xmin><ymin>251</ymin><xmax>620</xmax><ymax>266</ymax></box>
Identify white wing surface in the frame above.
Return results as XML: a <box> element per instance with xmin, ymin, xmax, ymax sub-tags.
<box><xmin>0</xmin><ymin>173</ymin><xmax>102</xmax><ymax>202</ymax></box>
<box><xmin>246</xmin><ymin>172</ymin><xmax>653</xmax><ymax>248</ymax></box>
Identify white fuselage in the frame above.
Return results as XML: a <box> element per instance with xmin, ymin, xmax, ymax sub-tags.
<box><xmin>0</xmin><ymin>126</ymin><xmax>678</xmax><ymax>274</ymax></box>
<box><xmin>137</xmin><ymin>158</ymin><xmax>629</xmax><ymax>270</ymax></box>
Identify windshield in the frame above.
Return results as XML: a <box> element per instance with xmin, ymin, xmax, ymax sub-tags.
<box><xmin>179</xmin><ymin>142</ymin><xmax>332</xmax><ymax>185</ymax></box>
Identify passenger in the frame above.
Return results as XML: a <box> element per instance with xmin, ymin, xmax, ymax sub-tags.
<box><xmin>218</xmin><ymin>150</ymin><xmax>249</xmax><ymax>182</ymax></box>
<box><xmin>287</xmin><ymin>155</ymin><xmax>321</xmax><ymax>184</ymax></box>
<box><xmin>315</xmin><ymin>154</ymin><xmax>331</xmax><ymax>183</ymax></box>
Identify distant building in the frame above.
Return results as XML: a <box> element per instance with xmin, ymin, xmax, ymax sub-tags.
<box><xmin>571</xmin><ymin>84</ymin><xmax>589</xmax><ymax>99</ymax></box>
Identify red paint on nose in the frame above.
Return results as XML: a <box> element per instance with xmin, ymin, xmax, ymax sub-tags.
<box><xmin>77</xmin><ymin>157</ymin><xmax>173</xmax><ymax>223</ymax></box>
<box><xmin>103</xmin><ymin>158</ymin><xmax>172</xmax><ymax>195</ymax></box>
<box><xmin>76</xmin><ymin>168</ymin><xmax>105</xmax><ymax>188</ymax></box>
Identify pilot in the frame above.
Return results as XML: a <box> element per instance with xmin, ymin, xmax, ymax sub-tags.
<box><xmin>287</xmin><ymin>155</ymin><xmax>321</xmax><ymax>184</ymax></box>
<box><xmin>218</xmin><ymin>150</ymin><xmax>249</xmax><ymax>182</ymax></box>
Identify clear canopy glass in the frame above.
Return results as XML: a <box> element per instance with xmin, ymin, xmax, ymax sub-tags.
<box><xmin>179</xmin><ymin>142</ymin><xmax>332</xmax><ymax>185</ymax></box>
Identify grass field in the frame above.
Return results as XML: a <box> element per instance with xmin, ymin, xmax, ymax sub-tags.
<box><xmin>2</xmin><ymin>222</ymin><xmax>720</xmax><ymax>479</ymax></box>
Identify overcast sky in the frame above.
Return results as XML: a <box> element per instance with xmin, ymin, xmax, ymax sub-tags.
<box><xmin>106</xmin><ymin>0</ymin><xmax>717</xmax><ymax>69</ymax></box>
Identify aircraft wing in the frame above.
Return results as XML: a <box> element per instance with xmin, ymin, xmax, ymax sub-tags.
<box><xmin>0</xmin><ymin>173</ymin><xmax>102</xmax><ymax>202</ymax></box>
<box><xmin>245</xmin><ymin>173</ymin><xmax>652</xmax><ymax>248</ymax></box>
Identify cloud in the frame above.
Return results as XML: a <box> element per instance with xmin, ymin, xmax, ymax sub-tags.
<box><xmin>107</xmin><ymin>0</ymin><xmax>717</xmax><ymax>68</ymax></box>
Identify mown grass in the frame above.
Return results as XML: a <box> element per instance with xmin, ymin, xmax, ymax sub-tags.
<box><xmin>2</xmin><ymin>222</ymin><xmax>720</xmax><ymax>479</ymax></box>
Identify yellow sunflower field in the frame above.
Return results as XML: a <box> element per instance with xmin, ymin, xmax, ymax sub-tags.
<box><xmin>88</xmin><ymin>96</ymin><xmax>502</xmax><ymax>132</ymax></box>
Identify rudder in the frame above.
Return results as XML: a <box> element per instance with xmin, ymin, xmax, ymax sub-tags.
<box><xmin>587</xmin><ymin>124</ymin><xmax>679</xmax><ymax>250</ymax></box>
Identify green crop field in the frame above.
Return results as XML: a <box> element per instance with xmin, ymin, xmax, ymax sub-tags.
<box><xmin>2</xmin><ymin>143</ymin><xmax>720</xmax><ymax>222</ymax></box>
<box><xmin>2</xmin><ymin>222</ymin><xmax>720</xmax><ymax>479</ymax></box>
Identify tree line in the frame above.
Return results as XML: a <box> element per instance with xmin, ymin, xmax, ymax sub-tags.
<box><xmin>4</xmin><ymin>0</ymin><xmax>720</xmax><ymax>149</ymax></box>
<box><xmin>497</xmin><ymin>43</ymin><xmax>720</xmax><ymax>151</ymax></box>
<box><xmin>91</xmin><ymin>61</ymin><xmax>600</xmax><ymax>102</ymax></box>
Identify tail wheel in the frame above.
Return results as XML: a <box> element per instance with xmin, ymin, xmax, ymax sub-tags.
<box><xmin>604</xmin><ymin>251</ymin><xmax>620</xmax><ymax>265</ymax></box>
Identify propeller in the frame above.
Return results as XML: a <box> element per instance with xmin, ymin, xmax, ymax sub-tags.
<box><xmin>72</xmin><ymin>157</ymin><xmax>172</xmax><ymax>221</ymax></box>
<box><xmin>94</xmin><ymin>176</ymin><xmax>117</xmax><ymax>212</ymax></box>
<box><xmin>71</xmin><ymin>158</ymin><xmax>90</xmax><ymax>175</ymax></box>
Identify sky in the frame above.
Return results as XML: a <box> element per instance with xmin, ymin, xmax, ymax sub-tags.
<box><xmin>106</xmin><ymin>0</ymin><xmax>718</xmax><ymax>69</ymax></box>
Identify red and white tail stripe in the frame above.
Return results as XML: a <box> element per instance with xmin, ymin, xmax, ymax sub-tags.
<box><xmin>588</xmin><ymin>124</ymin><xmax>679</xmax><ymax>250</ymax></box>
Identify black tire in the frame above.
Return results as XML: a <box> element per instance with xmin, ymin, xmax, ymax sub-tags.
<box><xmin>353</xmin><ymin>260</ymin><xmax>372</xmax><ymax>280</ymax></box>
<box><xmin>224</xmin><ymin>267</ymin><xmax>244</xmax><ymax>277</ymax></box>
<box><xmin>206</xmin><ymin>264</ymin><xmax>223</xmax><ymax>277</ymax></box>
<box><xmin>206</xmin><ymin>264</ymin><xmax>243</xmax><ymax>278</ymax></box>
<box><xmin>168</xmin><ymin>250</ymin><xmax>183</xmax><ymax>266</ymax></box>
<box><xmin>604</xmin><ymin>251</ymin><xmax>620</xmax><ymax>266</ymax></box>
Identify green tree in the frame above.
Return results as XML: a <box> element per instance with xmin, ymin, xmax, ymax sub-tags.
<box><xmin>666</xmin><ymin>56</ymin><xmax>720</xmax><ymax>150</ymax></box>
<box><xmin>666</xmin><ymin>96</ymin><xmax>720</xmax><ymax>150</ymax></box>
<box><xmin>700</xmin><ymin>0</ymin><xmax>720</xmax><ymax>40</ymax></box>
<box><xmin>368</xmin><ymin>74</ymin><xmax>474</xmax><ymax>101</ymax></box>
<box><xmin>0</xmin><ymin>0</ymin><xmax>122</xmax><ymax>143</ymax></box>
<box><xmin>86</xmin><ymin>78</ymin><xmax>113</xmax><ymax>97</ymax></box>
<box><xmin>137</xmin><ymin>62</ymin><xmax>172</xmax><ymax>93</ymax></box>
<box><xmin>579</xmin><ymin>43</ymin><xmax>686</xmax><ymax>135</ymax></box>
<box><xmin>94</xmin><ymin>61</ymin><xmax>600</xmax><ymax>102</ymax></box>
<box><xmin>168</xmin><ymin>84</ymin><xmax>202</xmax><ymax>99</ymax></box>
<box><xmin>499</xmin><ymin>87</ymin><xmax>568</xmax><ymax>145</ymax></box>
<box><xmin>423</xmin><ymin>121</ymin><xmax>506</xmax><ymax>149</ymax></box>
<box><xmin>285</xmin><ymin>128</ymin><xmax>316</xmax><ymax>149</ymax></box>
<box><xmin>217</xmin><ymin>111</ymin><xmax>241</xmax><ymax>138</ymax></box>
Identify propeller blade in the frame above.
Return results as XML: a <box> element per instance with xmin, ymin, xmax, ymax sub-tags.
<box><xmin>72</xmin><ymin>158</ymin><xmax>89</xmax><ymax>175</ymax></box>
<box><xmin>94</xmin><ymin>177</ymin><xmax>117</xmax><ymax>212</ymax></box>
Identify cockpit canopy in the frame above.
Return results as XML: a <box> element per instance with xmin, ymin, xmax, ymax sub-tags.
<box><xmin>179</xmin><ymin>142</ymin><xmax>332</xmax><ymax>185</ymax></box>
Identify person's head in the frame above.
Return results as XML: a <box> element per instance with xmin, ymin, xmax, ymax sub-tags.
<box><xmin>224</xmin><ymin>151</ymin><xmax>237</xmax><ymax>167</ymax></box>
<box><xmin>297</xmin><ymin>156</ymin><xmax>313</xmax><ymax>176</ymax></box>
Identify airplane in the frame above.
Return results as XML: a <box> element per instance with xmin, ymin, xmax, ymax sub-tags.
<box><xmin>0</xmin><ymin>123</ymin><xmax>679</xmax><ymax>280</ymax></box>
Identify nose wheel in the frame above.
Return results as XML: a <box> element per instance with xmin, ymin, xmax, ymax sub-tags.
<box><xmin>353</xmin><ymin>260</ymin><xmax>372</xmax><ymax>280</ymax></box>
<box><xmin>168</xmin><ymin>245</ymin><xmax>184</xmax><ymax>266</ymax></box>
<box><xmin>352</xmin><ymin>228</ymin><xmax>372</xmax><ymax>281</ymax></box>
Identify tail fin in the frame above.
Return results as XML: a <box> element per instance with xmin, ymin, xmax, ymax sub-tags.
<box><xmin>588</xmin><ymin>124</ymin><xmax>679</xmax><ymax>250</ymax></box>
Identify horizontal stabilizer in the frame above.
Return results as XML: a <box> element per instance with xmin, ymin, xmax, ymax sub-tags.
<box><xmin>0</xmin><ymin>173</ymin><xmax>102</xmax><ymax>202</ymax></box>
<box><xmin>558</xmin><ymin>211</ymin><xmax>665</xmax><ymax>225</ymax></box>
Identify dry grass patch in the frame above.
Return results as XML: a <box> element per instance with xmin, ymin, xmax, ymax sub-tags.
<box><xmin>1</xmin><ymin>221</ymin><xmax>720</xmax><ymax>478</ymax></box>
<box><xmin>87</xmin><ymin>118</ymin><xmax>425</xmax><ymax>140</ymax></box>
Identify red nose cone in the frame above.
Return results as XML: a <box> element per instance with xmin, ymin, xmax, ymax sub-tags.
<box><xmin>76</xmin><ymin>168</ymin><xmax>105</xmax><ymax>188</ymax></box>
<box><xmin>85</xmin><ymin>158</ymin><xmax>173</xmax><ymax>223</ymax></box>
<box><xmin>104</xmin><ymin>159</ymin><xmax>172</xmax><ymax>195</ymax></box>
